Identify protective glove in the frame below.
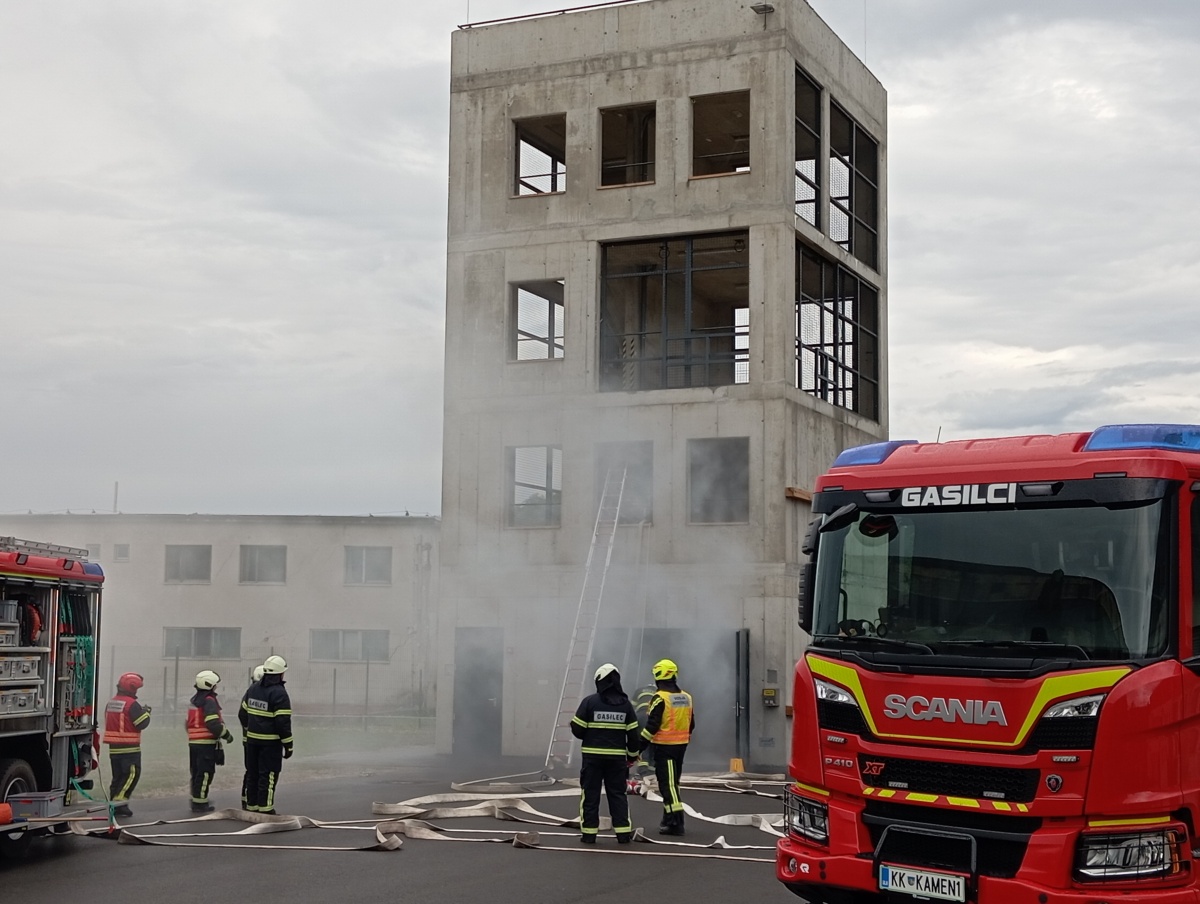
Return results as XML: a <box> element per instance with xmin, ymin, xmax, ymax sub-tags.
<box><xmin>627</xmin><ymin>760</ymin><xmax>639</xmax><ymax>770</ymax></box>
<box><xmin>221</xmin><ymin>728</ymin><xmax>234</xmax><ymax>743</ymax></box>
<box><xmin>283</xmin><ymin>745</ymin><xmax>294</xmax><ymax>759</ymax></box>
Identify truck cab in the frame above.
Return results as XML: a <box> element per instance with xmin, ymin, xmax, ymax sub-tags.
<box><xmin>777</xmin><ymin>424</ymin><xmax>1200</xmax><ymax>903</ymax></box>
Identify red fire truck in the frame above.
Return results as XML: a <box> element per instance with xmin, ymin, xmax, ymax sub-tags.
<box><xmin>777</xmin><ymin>424</ymin><xmax>1200</xmax><ymax>903</ymax></box>
<box><xmin>0</xmin><ymin>537</ymin><xmax>103</xmax><ymax>856</ymax></box>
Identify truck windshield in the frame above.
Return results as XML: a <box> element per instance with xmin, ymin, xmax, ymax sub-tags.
<box><xmin>811</xmin><ymin>499</ymin><xmax>1170</xmax><ymax>661</ymax></box>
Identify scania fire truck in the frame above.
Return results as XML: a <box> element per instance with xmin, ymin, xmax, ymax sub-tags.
<box><xmin>0</xmin><ymin>537</ymin><xmax>103</xmax><ymax>856</ymax></box>
<box><xmin>777</xmin><ymin>424</ymin><xmax>1200</xmax><ymax>903</ymax></box>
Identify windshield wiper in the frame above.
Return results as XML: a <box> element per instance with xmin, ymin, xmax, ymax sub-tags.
<box><xmin>814</xmin><ymin>633</ymin><xmax>933</xmax><ymax>655</ymax></box>
<box><xmin>940</xmin><ymin>639</ymin><xmax>1090</xmax><ymax>660</ymax></box>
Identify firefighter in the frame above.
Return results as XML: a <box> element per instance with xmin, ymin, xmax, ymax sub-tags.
<box><xmin>639</xmin><ymin>658</ymin><xmax>694</xmax><ymax>836</ymax></box>
<box><xmin>570</xmin><ymin>662</ymin><xmax>640</xmax><ymax>845</ymax></box>
<box><xmin>102</xmin><ymin>672</ymin><xmax>151</xmax><ymax>818</ymax></box>
<box><xmin>238</xmin><ymin>655</ymin><xmax>293</xmax><ymax>814</ymax></box>
<box><xmin>186</xmin><ymin>669</ymin><xmax>234</xmax><ymax>813</ymax></box>
<box><xmin>239</xmin><ymin>664</ymin><xmax>265</xmax><ymax>810</ymax></box>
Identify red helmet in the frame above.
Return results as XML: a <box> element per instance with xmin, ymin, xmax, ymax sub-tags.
<box><xmin>117</xmin><ymin>672</ymin><xmax>144</xmax><ymax>693</ymax></box>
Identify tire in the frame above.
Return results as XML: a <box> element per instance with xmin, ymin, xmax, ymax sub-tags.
<box><xmin>0</xmin><ymin>758</ymin><xmax>37</xmax><ymax>859</ymax></box>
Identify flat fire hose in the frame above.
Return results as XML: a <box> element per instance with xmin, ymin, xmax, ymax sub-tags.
<box><xmin>65</xmin><ymin>772</ymin><xmax>786</xmax><ymax>856</ymax></box>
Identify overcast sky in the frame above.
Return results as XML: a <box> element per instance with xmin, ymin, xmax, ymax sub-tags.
<box><xmin>3</xmin><ymin>0</ymin><xmax>1198</xmax><ymax>516</ymax></box>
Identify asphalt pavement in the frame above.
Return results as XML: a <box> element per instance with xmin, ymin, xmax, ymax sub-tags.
<box><xmin>0</xmin><ymin>751</ymin><xmax>795</xmax><ymax>904</ymax></box>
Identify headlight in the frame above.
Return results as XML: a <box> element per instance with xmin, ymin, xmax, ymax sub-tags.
<box><xmin>784</xmin><ymin>785</ymin><xmax>829</xmax><ymax>845</ymax></box>
<box><xmin>1044</xmin><ymin>694</ymin><xmax>1105</xmax><ymax>718</ymax></box>
<box><xmin>1075</xmin><ymin>829</ymin><xmax>1181</xmax><ymax>880</ymax></box>
<box><xmin>815</xmin><ymin>678</ymin><xmax>858</xmax><ymax>708</ymax></box>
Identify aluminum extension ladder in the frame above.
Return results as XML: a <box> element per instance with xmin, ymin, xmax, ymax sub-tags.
<box><xmin>544</xmin><ymin>468</ymin><xmax>626</xmax><ymax>770</ymax></box>
<box><xmin>0</xmin><ymin>536</ymin><xmax>90</xmax><ymax>559</ymax></box>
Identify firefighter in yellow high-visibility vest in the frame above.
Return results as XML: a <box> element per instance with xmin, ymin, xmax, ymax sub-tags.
<box><xmin>638</xmin><ymin>658</ymin><xmax>694</xmax><ymax>836</ymax></box>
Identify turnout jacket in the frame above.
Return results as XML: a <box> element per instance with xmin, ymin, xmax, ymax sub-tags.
<box><xmin>571</xmin><ymin>676</ymin><xmax>640</xmax><ymax>758</ymax></box>
<box><xmin>640</xmin><ymin>680</ymin><xmax>695</xmax><ymax>747</ymax></box>
<box><xmin>238</xmin><ymin>674</ymin><xmax>294</xmax><ymax>752</ymax></box>
<box><xmin>186</xmin><ymin>689</ymin><xmax>229</xmax><ymax>744</ymax></box>
<box><xmin>102</xmin><ymin>693</ymin><xmax>151</xmax><ymax>753</ymax></box>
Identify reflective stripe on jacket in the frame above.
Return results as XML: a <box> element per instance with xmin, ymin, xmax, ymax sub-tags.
<box><xmin>570</xmin><ymin>692</ymin><xmax>640</xmax><ymax>757</ymax></box>
<box><xmin>187</xmin><ymin>690</ymin><xmax>225</xmax><ymax>743</ymax></box>
<box><xmin>644</xmin><ymin>689</ymin><xmax>693</xmax><ymax>745</ymax></box>
<box><xmin>103</xmin><ymin>694</ymin><xmax>150</xmax><ymax>750</ymax></box>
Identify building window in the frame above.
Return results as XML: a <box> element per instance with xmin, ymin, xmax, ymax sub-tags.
<box><xmin>239</xmin><ymin>545</ymin><xmax>287</xmax><ymax>584</ymax></box>
<box><xmin>595</xmin><ymin>441</ymin><xmax>653</xmax><ymax>524</ymax></box>
<box><xmin>113</xmin><ymin>544</ymin><xmax>130</xmax><ymax>563</ymax></box>
<box><xmin>691</xmin><ymin>91</ymin><xmax>750</xmax><ymax>177</ymax></box>
<box><xmin>515</xmin><ymin>114</ymin><xmax>567</xmax><ymax>196</ymax></box>
<box><xmin>512</xmin><ymin>280</ymin><xmax>565</xmax><ymax>360</ymax></box>
<box><xmin>600</xmin><ymin>102</ymin><xmax>656</xmax><ymax>186</ymax></box>
<box><xmin>311</xmin><ymin>629</ymin><xmax>389</xmax><ymax>662</ymax></box>
<box><xmin>796</xmin><ymin>242</ymin><xmax>880</xmax><ymax>420</ymax></box>
<box><xmin>829</xmin><ymin>102</ymin><xmax>879</xmax><ymax>268</ymax></box>
<box><xmin>508</xmin><ymin>445</ymin><xmax>562</xmax><ymax>527</ymax></box>
<box><xmin>600</xmin><ymin>232</ymin><xmax>749</xmax><ymax>391</ymax></box>
<box><xmin>795</xmin><ymin>68</ymin><xmax>821</xmax><ymax>227</ymax></box>
<box><xmin>165</xmin><ymin>545</ymin><xmax>212</xmax><ymax>583</ymax></box>
<box><xmin>163</xmin><ymin>627</ymin><xmax>241</xmax><ymax>659</ymax></box>
<box><xmin>688</xmin><ymin>438</ymin><xmax>751</xmax><ymax>524</ymax></box>
<box><xmin>86</xmin><ymin>544</ymin><xmax>100</xmax><ymax>562</ymax></box>
<box><xmin>345</xmin><ymin>546</ymin><xmax>392</xmax><ymax>585</ymax></box>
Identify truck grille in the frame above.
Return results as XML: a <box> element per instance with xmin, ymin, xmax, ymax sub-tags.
<box><xmin>859</xmin><ymin>754</ymin><xmax>1040</xmax><ymax>802</ymax></box>
<box><xmin>863</xmin><ymin>799</ymin><xmax>1039</xmax><ymax>878</ymax></box>
<box><xmin>818</xmin><ymin>700</ymin><xmax>1097</xmax><ymax>753</ymax></box>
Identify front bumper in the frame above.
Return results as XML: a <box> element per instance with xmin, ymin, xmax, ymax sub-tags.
<box><xmin>776</xmin><ymin>835</ymin><xmax>1200</xmax><ymax>904</ymax></box>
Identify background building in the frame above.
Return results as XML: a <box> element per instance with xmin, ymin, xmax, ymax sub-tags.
<box><xmin>437</xmin><ymin>0</ymin><xmax>887</xmax><ymax>769</ymax></box>
<box><xmin>0</xmin><ymin>514</ymin><xmax>438</xmax><ymax>717</ymax></box>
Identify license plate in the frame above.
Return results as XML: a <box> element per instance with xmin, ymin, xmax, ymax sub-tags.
<box><xmin>879</xmin><ymin>864</ymin><xmax>966</xmax><ymax>902</ymax></box>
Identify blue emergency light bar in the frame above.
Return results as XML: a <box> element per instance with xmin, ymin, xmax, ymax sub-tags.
<box><xmin>832</xmin><ymin>439</ymin><xmax>918</xmax><ymax>468</ymax></box>
<box><xmin>1084</xmin><ymin>424</ymin><xmax>1200</xmax><ymax>454</ymax></box>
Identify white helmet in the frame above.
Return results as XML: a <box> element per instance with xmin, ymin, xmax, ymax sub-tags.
<box><xmin>252</xmin><ymin>665</ymin><xmax>265</xmax><ymax>682</ymax></box>
<box><xmin>194</xmin><ymin>669</ymin><xmax>221</xmax><ymax>691</ymax></box>
<box><xmin>594</xmin><ymin>663</ymin><xmax>619</xmax><ymax>682</ymax></box>
<box><xmin>262</xmin><ymin>654</ymin><xmax>288</xmax><ymax>675</ymax></box>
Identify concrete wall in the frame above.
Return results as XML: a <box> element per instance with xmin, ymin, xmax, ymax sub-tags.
<box><xmin>0</xmin><ymin>514</ymin><xmax>439</xmax><ymax>717</ymax></box>
<box><xmin>438</xmin><ymin>0</ymin><xmax>887</xmax><ymax>769</ymax></box>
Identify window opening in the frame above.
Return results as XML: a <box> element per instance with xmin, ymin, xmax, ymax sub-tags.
<box><xmin>601</xmin><ymin>103</ymin><xmax>656</xmax><ymax>186</ymax></box>
<box><xmin>688</xmin><ymin>437</ymin><xmax>750</xmax><ymax>524</ymax></box>
<box><xmin>240</xmin><ymin>545</ymin><xmax>287</xmax><ymax>583</ymax></box>
<box><xmin>515</xmin><ymin>114</ymin><xmax>567</xmax><ymax>195</ymax></box>
<box><xmin>796</xmin><ymin>242</ymin><xmax>879</xmax><ymax>420</ymax></box>
<box><xmin>113</xmin><ymin>543</ymin><xmax>130</xmax><ymax>562</ymax></box>
<box><xmin>692</xmin><ymin>91</ymin><xmax>751</xmax><ymax>177</ymax></box>
<box><xmin>165</xmin><ymin>545</ymin><xmax>212</xmax><ymax>583</ymax></box>
<box><xmin>311</xmin><ymin>629</ymin><xmax>389</xmax><ymax>662</ymax></box>
<box><xmin>829</xmin><ymin>102</ymin><xmax>879</xmax><ymax>267</ymax></box>
<box><xmin>512</xmin><ymin>280</ymin><xmax>565</xmax><ymax>360</ymax></box>
<box><xmin>345</xmin><ymin>546</ymin><xmax>393</xmax><ymax>585</ymax></box>
<box><xmin>164</xmin><ymin>626</ymin><xmax>241</xmax><ymax>659</ymax></box>
<box><xmin>600</xmin><ymin>232</ymin><xmax>750</xmax><ymax>391</ymax></box>
<box><xmin>795</xmin><ymin>68</ymin><xmax>821</xmax><ymax>226</ymax></box>
<box><xmin>509</xmin><ymin>445</ymin><xmax>562</xmax><ymax>527</ymax></box>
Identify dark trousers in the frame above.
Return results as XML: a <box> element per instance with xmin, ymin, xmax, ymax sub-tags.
<box><xmin>189</xmin><ymin>744</ymin><xmax>218</xmax><ymax>804</ymax></box>
<box><xmin>108</xmin><ymin>750</ymin><xmax>141</xmax><ymax>802</ymax></box>
<box><xmin>245</xmin><ymin>741</ymin><xmax>284</xmax><ymax>812</ymax></box>
<box><xmin>653</xmin><ymin>743</ymin><xmax>687</xmax><ymax>826</ymax></box>
<box><xmin>579</xmin><ymin>755</ymin><xmax>631</xmax><ymax>836</ymax></box>
<box><xmin>241</xmin><ymin>741</ymin><xmax>252</xmax><ymax>808</ymax></box>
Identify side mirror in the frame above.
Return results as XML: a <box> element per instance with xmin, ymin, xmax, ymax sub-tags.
<box><xmin>797</xmin><ymin>560</ymin><xmax>816</xmax><ymax>634</ymax></box>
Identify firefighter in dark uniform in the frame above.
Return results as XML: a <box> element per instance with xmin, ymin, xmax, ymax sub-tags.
<box><xmin>238</xmin><ymin>655</ymin><xmax>293</xmax><ymax>814</ymax></box>
<box><xmin>570</xmin><ymin>663</ymin><xmax>640</xmax><ymax>845</ymax></box>
<box><xmin>239</xmin><ymin>664</ymin><xmax>265</xmax><ymax>810</ymax></box>
<box><xmin>639</xmin><ymin>658</ymin><xmax>694</xmax><ymax>836</ymax></box>
<box><xmin>186</xmin><ymin>669</ymin><xmax>234</xmax><ymax>813</ymax></box>
<box><xmin>102</xmin><ymin>672</ymin><xmax>151</xmax><ymax>818</ymax></box>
